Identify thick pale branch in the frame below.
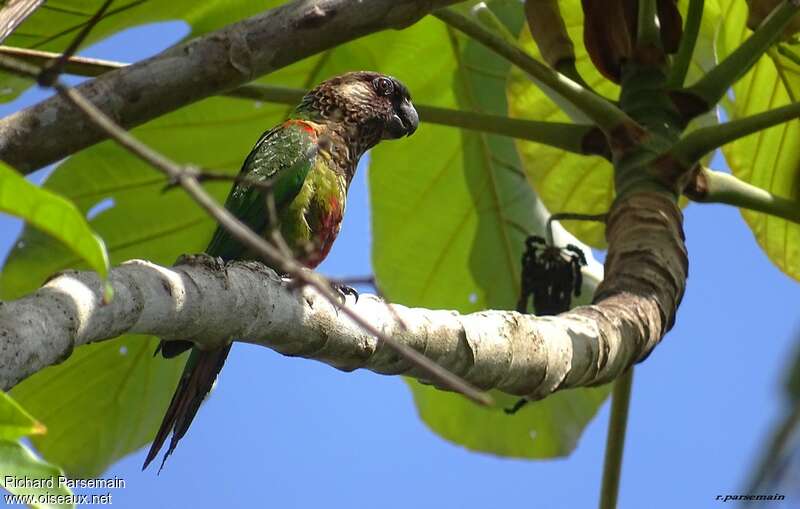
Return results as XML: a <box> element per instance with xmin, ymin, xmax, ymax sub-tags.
<box><xmin>0</xmin><ymin>193</ymin><xmax>687</xmax><ymax>403</ymax></box>
<box><xmin>0</xmin><ymin>0</ymin><xmax>464</xmax><ymax>173</ymax></box>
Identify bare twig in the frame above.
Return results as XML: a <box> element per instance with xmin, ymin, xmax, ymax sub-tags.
<box><xmin>545</xmin><ymin>212</ymin><xmax>608</xmax><ymax>245</ymax></box>
<box><xmin>0</xmin><ymin>53</ymin><xmax>491</xmax><ymax>406</ymax></box>
<box><xmin>160</xmin><ymin>167</ymin><xmax>276</xmax><ymax>194</ymax></box>
<box><xmin>37</xmin><ymin>0</ymin><xmax>113</xmax><ymax>86</ymax></box>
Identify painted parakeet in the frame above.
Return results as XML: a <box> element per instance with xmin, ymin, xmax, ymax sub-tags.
<box><xmin>143</xmin><ymin>71</ymin><xmax>419</xmax><ymax>470</ymax></box>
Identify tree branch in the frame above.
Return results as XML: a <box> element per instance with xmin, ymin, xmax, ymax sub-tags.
<box><xmin>684</xmin><ymin>166</ymin><xmax>800</xmax><ymax>224</ymax></box>
<box><xmin>0</xmin><ymin>45</ymin><xmax>609</xmax><ymax>158</ymax></box>
<box><xmin>0</xmin><ymin>0</ymin><xmax>466</xmax><ymax>173</ymax></box>
<box><xmin>0</xmin><ymin>192</ymin><xmax>687</xmax><ymax>407</ymax></box>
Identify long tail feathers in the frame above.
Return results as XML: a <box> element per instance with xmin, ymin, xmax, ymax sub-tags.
<box><xmin>143</xmin><ymin>344</ymin><xmax>232</xmax><ymax>472</ymax></box>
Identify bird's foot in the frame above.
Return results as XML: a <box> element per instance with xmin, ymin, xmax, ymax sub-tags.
<box><xmin>331</xmin><ymin>282</ymin><xmax>359</xmax><ymax>304</ymax></box>
<box><xmin>174</xmin><ymin>253</ymin><xmax>225</xmax><ymax>270</ymax></box>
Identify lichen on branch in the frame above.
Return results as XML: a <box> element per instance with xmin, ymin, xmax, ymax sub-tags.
<box><xmin>0</xmin><ymin>193</ymin><xmax>686</xmax><ymax>405</ymax></box>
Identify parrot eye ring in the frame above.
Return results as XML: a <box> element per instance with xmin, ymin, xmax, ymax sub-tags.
<box><xmin>373</xmin><ymin>77</ymin><xmax>394</xmax><ymax>96</ymax></box>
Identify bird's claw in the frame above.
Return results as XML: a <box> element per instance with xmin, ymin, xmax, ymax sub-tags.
<box><xmin>332</xmin><ymin>283</ymin><xmax>359</xmax><ymax>304</ymax></box>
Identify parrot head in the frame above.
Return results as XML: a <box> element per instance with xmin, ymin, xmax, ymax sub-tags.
<box><xmin>297</xmin><ymin>71</ymin><xmax>419</xmax><ymax>151</ymax></box>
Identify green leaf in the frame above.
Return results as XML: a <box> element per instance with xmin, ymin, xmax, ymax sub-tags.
<box><xmin>0</xmin><ymin>441</ymin><xmax>73</xmax><ymax>509</ymax></box>
<box><xmin>371</xmin><ymin>1</ymin><xmax>610</xmax><ymax>459</ymax></box>
<box><xmin>0</xmin><ymin>161</ymin><xmax>108</xmax><ymax>278</ymax></box>
<box><xmin>507</xmin><ymin>0</ymin><xmax>720</xmax><ymax>247</ymax></box>
<box><xmin>0</xmin><ymin>391</ymin><xmax>45</xmax><ymax>441</ymax></box>
<box><xmin>716</xmin><ymin>0</ymin><xmax>800</xmax><ymax>282</ymax></box>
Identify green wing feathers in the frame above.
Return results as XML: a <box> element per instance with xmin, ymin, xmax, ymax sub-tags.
<box><xmin>206</xmin><ymin>122</ymin><xmax>319</xmax><ymax>261</ymax></box>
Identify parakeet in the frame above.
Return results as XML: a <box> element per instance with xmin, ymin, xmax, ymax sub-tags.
<box><xmin>143</xmin><ymin>71</ymin><xmax>419</xmax><ymax>470</ymax></box>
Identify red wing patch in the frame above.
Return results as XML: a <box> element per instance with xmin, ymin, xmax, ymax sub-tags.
<box><xmin>283</xmin><ymin>119</ymin><xmax>317</xmax><ymax>137</ymax></box>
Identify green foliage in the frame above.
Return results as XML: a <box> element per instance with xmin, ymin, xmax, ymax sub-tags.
<box><xmin>2</xmin><ymin>0</ymin><xmax>799</xmax><ymax>477</ymax></box>
<box><xmin>1</xmin><ymin>0</ymin><xmax>610</xmax><ymax>471</ymax></box>
<box><xmin>716</xmin><ymin>0</ymin><xmax>800</xmax><ymax>281</ymax></box>
<box><xmin>0</xmin><ymin>161</ymin><xmax>108</xmax><ymax>280</ymax></box>
<box><xmin>0</xmin><ymin>392</ymin><xmax>73</xmax><ymax>509</ymax></box>
<box><xmin>507</xmin><ymin>0</ymin><xmax>720</xmax><ymax>247</ymax></box>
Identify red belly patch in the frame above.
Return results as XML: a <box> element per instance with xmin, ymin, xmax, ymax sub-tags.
<box><xmin>302</xmin><ymin>196</ymin><xmax>344</xmax><ymax>269</ymax></box>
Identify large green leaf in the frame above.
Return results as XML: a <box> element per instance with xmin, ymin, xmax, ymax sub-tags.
<box><xmin>0</xmin><ymin>161</ymin><xmax>108</xmax><ymax>279</ymax></box>
<box><xmin>507</xmin><ymin>0</ymin><xmax>720</xmax><ymax>247</ymax></box>
<box><xmin>371</xmin><ymin>1</ymin><xmax>610</xmax><ymax>459</ymax></box>
<box><xmin>0</xmin><ymin>391</ymin><xmax>73</xmax><ymax>509</ymax></box>
<box><xmin>716</xmin><ymin>0</ymin><xmax>800</xmax><ymax>281</ymax></box>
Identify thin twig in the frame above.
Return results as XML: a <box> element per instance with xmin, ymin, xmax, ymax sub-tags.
<box><xmin>546</xmin><ymin>212</ymin><xmax>607</xmax><ymax>245</ymax></box>
<box><xmin>0</xmin><ymin>54</ymin><xmax>491</xmax><ymax>406</ymax></box>
<box><xmin>161</xmin><ymin>167</ymin><xmax>276</xmax><ymax>194</ymax></box>
<box><xmin>37</xmin><ymin>0</ymin><xmax>113</xmax><ymax>86</ymax></box>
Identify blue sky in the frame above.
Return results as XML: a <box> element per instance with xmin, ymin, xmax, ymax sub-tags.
<box><xmin>1</xmin><ymin>20</ymin><xmax>799</xmax><ymax>509</ymax></box>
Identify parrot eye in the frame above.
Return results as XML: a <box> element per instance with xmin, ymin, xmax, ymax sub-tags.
<box><xmin>372</xmin><ymin>77</ymin><xmax>394</xmax><ymax>97</ymax></box>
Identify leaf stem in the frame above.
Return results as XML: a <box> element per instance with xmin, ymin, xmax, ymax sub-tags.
<box><xmin>685</xmin><ymin>167</ymin><xmax>800</xmax><ymax>225</ymax></box>
<box><xmin>637</xmin><ymin>0</ymin><xmax>661</xmax><ymax>49</ymax></box>
<box><xmin>666</xmin><ymin>0</ymin><xmax>704</xmax><ymax>88</ymax></box>
<box><xmin>682</xmin><ymin>0</ymin><xmax>800</xmax><ymax>112</ymax></box>
<box><xmin>432</xmin><ymin>8</ymin><xmax>638</xmax><ymax>136</ymax></box>
<box><xmin>671</xmin><ymin>100</ymin><xmax>800</xmax><ymax>164</ymax></box>
<box><xmin>599</xmin><ymin>368</ymin><xmax>634</xmax><ymax>509</ymax></box>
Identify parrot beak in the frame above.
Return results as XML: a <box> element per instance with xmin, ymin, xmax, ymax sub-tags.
<box><xmin>385</xmin><ymin>99</ymin><xmax>419</xmax><ymax>139</ymax></box>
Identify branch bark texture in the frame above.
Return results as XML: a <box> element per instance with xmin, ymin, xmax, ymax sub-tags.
<box><xmin>0</xmin><ymin>0</ymin><xmax>461</xmax><ymax>172</ymax></box>
<box><xmin>0</xmin><ymin>193</ymin><xmax>687</xmax><ymax>399</ymax></box>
